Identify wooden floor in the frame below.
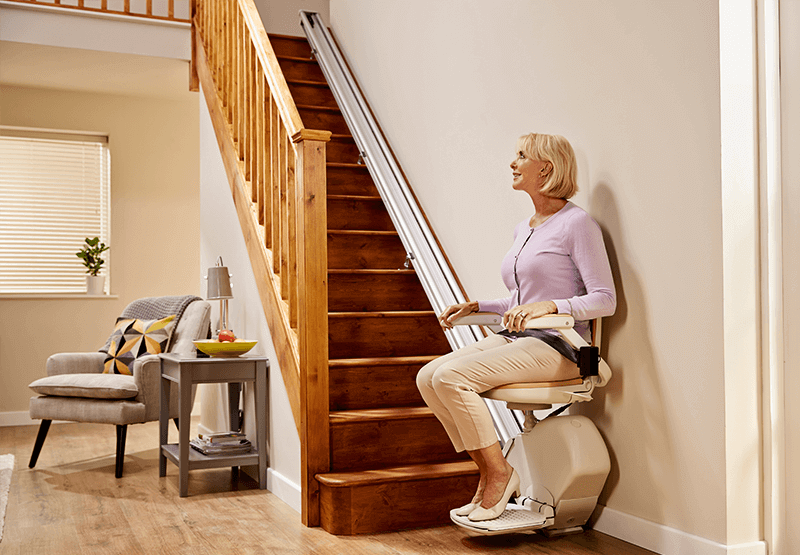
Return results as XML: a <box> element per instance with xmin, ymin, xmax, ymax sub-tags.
<box><xmin>0</xmin><ymin>421</ymin><xmax>655</xmax><ymax>555</ymax></box>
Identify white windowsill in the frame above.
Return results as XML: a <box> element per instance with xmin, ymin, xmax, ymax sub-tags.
<box><xmin>0</xmin><ymin>294</ymin><xmax>119</xmax><ymax>300</ymax></box>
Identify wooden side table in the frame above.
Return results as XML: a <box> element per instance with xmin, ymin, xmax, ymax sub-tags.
<box><xmin>159</xmin><ymin>353</ymin><xmax>268</xmax><ymax>497</ymax></box>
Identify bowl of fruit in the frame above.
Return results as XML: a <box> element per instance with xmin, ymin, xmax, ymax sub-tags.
<box><xmin>194</xmin><ymin>330</ymin><xmax>257</xmax><ymax>358</ymax></box>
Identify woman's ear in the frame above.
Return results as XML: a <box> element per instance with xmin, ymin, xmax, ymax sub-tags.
<box><xmin>541</xmin><ymin>162</ymin><xmax>553</xmax><ymax>176</ymax></box>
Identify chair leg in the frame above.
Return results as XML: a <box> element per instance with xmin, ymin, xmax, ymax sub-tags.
<box><xmin>29</xmin><ymin>419</ymin><xmax>52</xmax><ymax>469</ymax></box>
<box><xmin>115</xmin><ymin>424</ymin><xmax>127</xmax><ymax>478</ymax></box>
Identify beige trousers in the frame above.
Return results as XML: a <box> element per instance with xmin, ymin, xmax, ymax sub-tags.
<box><xmin>416</xmin><ymin>334</ymin><xmax>579</xmax><ymax>452</ymax></box>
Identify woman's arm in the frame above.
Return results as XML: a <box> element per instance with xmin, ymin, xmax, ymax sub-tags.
<box><xmin>553</xmin><ymin>214</ymin><xmax>616</xmax><ymax>321</ymax></box>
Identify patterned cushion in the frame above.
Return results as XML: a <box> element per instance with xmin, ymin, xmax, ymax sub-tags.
<box><xmin>103</xmin><ymin>315</ymin><xmax>176</xmax><ymax>375</ymax></box>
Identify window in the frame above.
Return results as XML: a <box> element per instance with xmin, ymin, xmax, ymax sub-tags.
<box><xmin>0</xmin><ymin>127</ymin><xmax>111</xmax><ymax>294</ymax></box>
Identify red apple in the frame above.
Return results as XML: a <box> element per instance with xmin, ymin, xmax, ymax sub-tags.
<box><xmin>218</xmin><ymin>330</ymin><xmax>236</xmax><ymax>342</ymax></box>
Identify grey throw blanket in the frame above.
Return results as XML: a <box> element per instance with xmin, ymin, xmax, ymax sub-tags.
<box><xmin>99</xmin><ymin>295</ymin><xmax>203</xmax><ymax>354</ymax></box>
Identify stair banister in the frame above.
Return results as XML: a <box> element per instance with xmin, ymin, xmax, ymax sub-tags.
<box><xmin>299</xmin><ymin>10</ymin><xmax>522</xmax><ymax>443</ymax></box>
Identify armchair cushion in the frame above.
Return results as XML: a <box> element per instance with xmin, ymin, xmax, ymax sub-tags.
<box><xmin>102</xmin><ymin>315</ymin><xmax>177</xmax><ymax>375</ymax></box>
<box><xmin>29</xmin><ymin>373</ymin><xmax>138</xmax><ymax>399</ymax></box>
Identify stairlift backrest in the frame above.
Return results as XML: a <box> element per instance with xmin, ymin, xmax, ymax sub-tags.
<box><xmin>451</xmin><ymin>313</ymin><xmax>612</xmax><ymax>407</ymax></box>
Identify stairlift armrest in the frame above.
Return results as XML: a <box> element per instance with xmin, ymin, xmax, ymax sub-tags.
<box><xmin>451</xmin><ymin>313</ymin><xmax>576</xmax><ymax>329</ymax></box>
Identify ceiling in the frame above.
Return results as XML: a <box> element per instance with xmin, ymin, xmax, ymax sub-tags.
<box><xmin>0</xmin><ymin>40</ymin><xmax>193</xmax><ymax>99</ymax></box>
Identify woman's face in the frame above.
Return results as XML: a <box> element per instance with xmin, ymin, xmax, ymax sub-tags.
<box><xmin>510</xmin><ymin>151</ymin><xmax>550</xmax><ymax>193</ymax></box>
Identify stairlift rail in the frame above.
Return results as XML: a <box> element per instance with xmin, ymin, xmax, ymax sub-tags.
<box><xmin>298</xmin><ymin>10</ymin><xmax>522</xmax><ymax>442</ymax></box>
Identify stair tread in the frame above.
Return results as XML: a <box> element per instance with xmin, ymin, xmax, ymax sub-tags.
<box><xmin>297</xmin><ymin>103</ymin><xmax>341</xmax><ymax>113</ymax></box>
<box><xmin>329</xmin><ymin>310</ymin><xmax>436</xmax><ymax>318</ymax></box>
<box><xmin>276</xmin><ymin>54</ymin><xmax>318</xmax><ymax>63</ymax></box>
<box><xmin>328</xmin><ymin>229</ymin><xmax>397</xmax><ymax>236</ymax></box>
<box><xmin>267</xmin><ymin>32</ymin><xmax>309</xmax><ymax>41</ymax></box>
<box><xmin>329</xmin><ymin>355</ymin><xmax>439</xmax><ymax>367</ymax></box>
<box><xmin>286</xmin><ymin>78</ymin><xmax>329</xmax><ymax>87</ymax></box>
<box><xmin>327</xmin><ymin>162</ymin><xmax>366</xmax><ymax>169</ymax></box>
<box><xmin>331</xmin><ymin>406</ymin><xmax>436</xmax><ymax>424</ymax></box>
<box><xmin>328</xmin><ymin>269</ymin><xmax>416</xmax><ymax>275</ymax></box>
<box><xmin>327</xmin><ymin>194</ymin><xmax>382</xmax><ymax>201</ymax></box>
<box><xmin>317</xmin><ymin>460</ymin><xmax>478</xmax><ymax>487</ymax></box>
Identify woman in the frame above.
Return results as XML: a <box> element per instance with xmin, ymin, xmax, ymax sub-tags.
<box><xmin>416</xmin><ymin>133</ymin><xmax>616</xmax><ymax>522</ymax></box>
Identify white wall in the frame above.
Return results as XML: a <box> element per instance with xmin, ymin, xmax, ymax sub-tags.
<box><xmin>329</xmin><ymin>0</ymin><xmax>750</xmax><ymax>551</ymax></box>
<box><xmin>781</xmin><ymin>0</ymin><xmax>800</xmax><ymax>551</ymax></box>
<box><xmin>252</xmin><ymin>0</ymin><xmax>329</xmax><ymax>37</ymax></box>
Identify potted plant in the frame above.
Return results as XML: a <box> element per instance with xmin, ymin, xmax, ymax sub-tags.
<box><xmin>76</xmin><ymin>237</ymin><xmax>110</xmax><ymax>295</ymax></box>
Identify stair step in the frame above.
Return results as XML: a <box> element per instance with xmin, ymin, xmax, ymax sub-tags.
<box><xmin>268</xmin><ymin>33</ymin><xmax>313</xmax><ymax>58</ymax></box>
<box><xmin>328</xmin><ymin>269</ymin><xmax>432</xmax><ymax>312</ymax></box>
<box><xmin>329</xmin><ymin>355</ymin><xmax>435</xmax><ymax>410</ymax></box>
<box><xmin>326</xmin><ymin>164</ymin><xmax>378</xmax><ymax>196</ymax></box>
<box><xmin>329</xmin><ymin>406</ymin><xmax>466</xmax><ymax>472</ymax></box>
<box><xmin>327</xmin><ymin>195</ymin><xmax>393</xmax><ymax>231</ymax></box>
<box><xmin>327</xmin><ymin>230</ymin><xmax>406</xmax><ymax>270</ymax></box>
<box><xmin>286</xmin><ymin>80</ymin><xmax>338</xmax><ymax>108</ymax></box>
<box><xmin>328</xmin><ymin>311</ymin><xmax>451</xmax><ymax>359</ymax></box>
<box><xmin>275</xmin><ymin>56</ymin><xmax>325</xmax><ymax>82</ymax></box>
<box><xmin>298</xmin><ymin>106</ymin><xmax>350</xmax><ymax>135</ymax></box>
<box><xmin>326</xmin><ymin>136</ymin><xmax>360</xmax><ymax>165</ymax></box>
<box><xmin>317</xmin><ymin>461</ymin><xmax>479</xmax><ymax>535</ymax></box>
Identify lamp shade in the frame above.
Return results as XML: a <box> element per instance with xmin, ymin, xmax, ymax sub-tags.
<box><xmin>206</xmin><ymin>266</ymin><xmax>233</xmax><ymax>299</ymax></box>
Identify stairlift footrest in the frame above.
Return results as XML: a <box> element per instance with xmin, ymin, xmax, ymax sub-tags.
<box><xmin>450</xmin><ymin>504</ymin><xmax>548</xmax><ymax>536</ymax></box>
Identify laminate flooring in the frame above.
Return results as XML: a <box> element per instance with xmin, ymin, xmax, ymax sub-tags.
<box><xmin>0</xmin><ymin>420</ymin><xmax>655</xmax><ymax>555</ymax></box>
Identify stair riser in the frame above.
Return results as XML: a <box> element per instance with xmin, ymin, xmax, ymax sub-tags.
<box><xmin>330</xmin><ymin>415</ymin><xmax>464</xmax><ymax>471</ymax></box>
<box><xmin>299</xmin><ymin>108</ymin><xmax>350</xmax><ymax>135</ymax></box>
<box><xmin>328</xmin><ymin>314</ymin><xmax>450</xmax><ymax>359</ymax></box>
<box><xmin>329</xmin><ymin>362</ymin><xmax>428</xmax><ymax>410</ymax></box>
<box><xmin>326</xmin><ymin>166</ymin><xmax>378</xmax><ymax>196</ymax></box>
<box><xmin>319</xmin><ymin>473</ymin><xmax>479</xmax><ymax>535</ymax></box>
<box><xmin>327</xmin><ymin>197</ymin><xmax>394</xmax><ymax>232</ymax></box>
<box><xmin>269</xmin><ymin>36</ymin><xmax>312</xmax><ymax>58</ymax></box>
<box><xmin>327</xmin><ymin>233</ymin><xmax>407</xmax><ymax>270</ymax></box>
<box><xmin>287</xmin><ymin>82</ymin><xmax>338</xmax><ymax>108</ymax></box>
<box><xmin>278</xmin><ymin>59</ymin><xmax>325</xmax><ymax>82</ymax></box>
<box><xmin>328</xmin><ymin>273</ymin><xmax>432</xmax><ymax>312</ymax></box>
<box><xmin>326</xmin><ymin>139</ymin><xmax>360</xmax><ymax>165</ymax></box>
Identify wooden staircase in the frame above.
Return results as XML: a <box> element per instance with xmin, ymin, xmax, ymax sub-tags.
<box><xmin>271</xmin><ymin>34</ymin><xmax>480</xmax><ymax>535</ymax></box>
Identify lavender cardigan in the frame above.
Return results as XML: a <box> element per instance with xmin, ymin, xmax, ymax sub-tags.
<box><xmin>478</xmin><ymin>202</ymin><xmax>616</xmax><ymax>342</ymax></box>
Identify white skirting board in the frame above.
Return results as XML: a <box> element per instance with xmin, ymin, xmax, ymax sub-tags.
<box><xmin>593</xmin><ymin>505</ymin><xmax>767</xmax><ymax>555</ymax></box>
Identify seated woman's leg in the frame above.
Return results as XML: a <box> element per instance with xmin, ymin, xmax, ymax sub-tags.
<box><xmin>430</xmin><ymin>337</ymin><xmax>578</xmax><ymax>517</ymax></box>
<box><xmin>415</xmin><ymin>334</ymin><xmax>510</xmax><ymax>452</ymax></box>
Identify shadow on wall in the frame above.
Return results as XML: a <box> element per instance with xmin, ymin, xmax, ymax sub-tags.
<box><xmin>573</xmin><ymin>182</ymin><xmax>682</xmax><ymax>521</ymax></box>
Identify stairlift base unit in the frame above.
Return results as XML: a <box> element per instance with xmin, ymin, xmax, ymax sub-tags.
<box><xmin>451</xmin><ymin>414</ymin><xmax>610</xmax><ymax>536</ymax></box>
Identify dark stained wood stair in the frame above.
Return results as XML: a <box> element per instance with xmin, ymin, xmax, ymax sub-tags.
<box><xmin>271</xmin><ymin>33</ymin><xmax>479</xmax><ymax>535</ymax></box>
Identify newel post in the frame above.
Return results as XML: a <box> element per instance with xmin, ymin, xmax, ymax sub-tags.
<box><xmin>293</xmin><ymin>129</ymin><xmax>331</xmax><ymax>527</ymax></box>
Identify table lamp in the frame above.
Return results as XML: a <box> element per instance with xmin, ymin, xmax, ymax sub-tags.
<box><xmin>206</xmin><ymin>256</ymin><xmax>233</xmax><ymax>336</ymax></box>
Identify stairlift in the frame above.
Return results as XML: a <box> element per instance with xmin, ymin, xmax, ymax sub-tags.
<box><xmin>448</xmin><ymin>313</ymin><xmax>612</xmax><ymax>536</ymax></box>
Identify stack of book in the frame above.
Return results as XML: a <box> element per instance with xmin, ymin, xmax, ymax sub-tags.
<box><xmin>190</xmin><ymin>431</ymin><xmax>252</xmax><ymax>456</ymax></box>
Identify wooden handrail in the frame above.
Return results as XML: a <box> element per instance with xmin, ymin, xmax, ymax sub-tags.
<box><xmin>4</xmin><ymin>0</ymin><xmax>191</xmax><ymax>23</ymax></box>
<box><xmin>195</xmin><ymin>0</ymin><xmax>331</xmax><ymax>528</ymax></box>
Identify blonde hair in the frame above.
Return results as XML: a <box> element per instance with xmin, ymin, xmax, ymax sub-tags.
<box><xmin>517</xmin><ymin>133</ymin><xmax>578</xmax><ymax>199</ymax></box>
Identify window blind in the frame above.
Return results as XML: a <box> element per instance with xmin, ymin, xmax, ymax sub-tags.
<box><xmin>0</xmin><ymin>131</ymin><xmax>110</xmax><ymax>294</ymax></box>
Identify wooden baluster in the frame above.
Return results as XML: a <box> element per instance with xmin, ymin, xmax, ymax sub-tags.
<box><xmin>236</xmin><ymin>9</ymin><xmax>244</xmax><ymax>166</ymax></box>
<box><xmin>288</xmin><ymin>139</ymin><xmax>298</xmax><ymax>330</ymax></box>
<box><xmin>252</xmin><ymin>46</ymin><xmax>260</xmax><ymax>207</ymax></box>
<box><xmin>242</xmin><ymin>19</ymin><xmax>250</xmax><ymax>182</ymax></box>
<box><xmin>262</xmin><ymin>77</ymin><xmax>272</xmax><ymax>245</ymax></box>
<box><xmin>249</xmin><ymin>42</ymin><xmax>257</xmax><ymax>192</ymax></box>
<box><xmin>169</xmin><ymin>0</ymin><xmax>174</xmax><ymax>19</ymax></box>
<box><xmin>146</xmin><ymin>0</ymin><xmax>152</xmax><ymax>17</ymax></box>
<box><xmin>294</xmin><ymin>133</ymin><xmax>330</xmax><ymax>528</ymax></box>
<box><xmin>124</xmin><ymin>1</ymin><xmax>129</xmax><ymax>13</ymax></box>
<box><xmin>280</xmin><ymin>127</ymin><xmax>289</xmax><ymax>300</ymax></box>
<box><xmin>189</xmin><ymin>0</ymin><xmax>198</xmax><ymax>91</ymax></box>
<box><xmin>271</xmin><ymin>96</ymin><xmax>281</xmax><ymax>274</ymax></box>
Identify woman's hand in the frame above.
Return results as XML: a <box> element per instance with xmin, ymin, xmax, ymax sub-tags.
<box><xmin>502</xmin><ymin>301</ymin><xmax>557</xmax><ymax>332</ymax></box>
<box><xmin>438</xmin><ymin>301</ymin><xmax>479</xmax><ymax>329</ymax></box>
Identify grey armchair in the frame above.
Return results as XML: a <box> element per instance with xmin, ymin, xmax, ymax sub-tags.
<box><xmin>28</xmin><ymin>297</ymin><xmax>211</xmax><ymax>477</ymax></box>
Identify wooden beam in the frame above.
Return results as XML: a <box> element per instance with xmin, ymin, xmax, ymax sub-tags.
<box><xmin>296</xmin><ymin>138</ymin><xmax>329</xmax><ymax>527</ymax></box>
